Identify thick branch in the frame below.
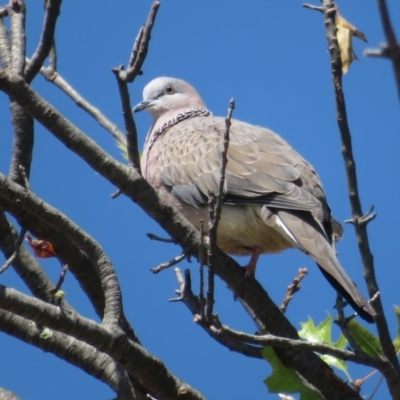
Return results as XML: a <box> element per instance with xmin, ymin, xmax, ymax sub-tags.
<box><xmin>0</xmin><ymin>173</ymin><xmax>123</xmax><ymax>327</ymax></box>
<box><xmin>0</xmin><ymin>309</ymin><xmax>140</xmax><ymax>400</ymax></box>
<box><xmin>0</xmin><ymin>17</ymin><xmax>11</xmax><ymax>69</ymax></box>
<box><xmin>9</xmin><ymin>0</ymin><xmax>25</xmax><ymax>76</ymax></box>
<box><xmin>0</xmin><ymin>285</ymin><xmax>205</xmax><ymax>400</ymax></box>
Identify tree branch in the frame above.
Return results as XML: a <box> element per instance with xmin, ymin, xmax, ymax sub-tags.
<box><xmin>0</xmin><ymin>16</ymin><xmax>11</xmax><ymax>69</ymax></box>
<box><xmin>0</xmin><ymin>308</ymin><xmax>141</xmax><ymax>400</ymax></box>
<box><xmin>0</xmin><ymin>173</ymin><xmax>123</xmax><ymax>327</ymax></box>
<box><xmin>305</xmin><ymin>1</ymin><xmax>400</xmax><ymax>397</ymax></box>
<box><xmin>117</xmin><ymin>1</ymin><xmax>160</xmax><ymax>82</ymax></box>
<box><xmin>9</xmin><ymin>0</ymin><xmax>25</xmax><ymax>76</ymax></box>
<box><xmin>38</xmin><ymin>64</ymin><xmax>127</xmax><ymax>146</ymax></box>
<box><xmin>364</xmin><ymin>0</ymin><xmax>400</xmax><ymax>101</ymax></box>
<box><xmin>170</xmin><ymin>268</ymin><xmax>263</xmax><ymax>359</ymax></box>
<box><xmin>24</xmin><ymin>0</ymin><xmax>62</xmax><ymax>83</ymax></box>
<box><xmin>0</xmin><ymin>285</ymin><xmax>205</xmax><ymax>400</ymax></box>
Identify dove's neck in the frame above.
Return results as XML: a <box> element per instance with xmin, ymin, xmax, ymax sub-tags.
<box><xmin>144</xmin><ymin>107</ymin><xmax>211</xmax><ymax>154</ymax></box>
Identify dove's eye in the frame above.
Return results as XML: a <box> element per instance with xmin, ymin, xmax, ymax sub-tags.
<box><xmin>165</xmin><ymin>85</ymin><xmax>176</xmax><ymax>95</ymax></box>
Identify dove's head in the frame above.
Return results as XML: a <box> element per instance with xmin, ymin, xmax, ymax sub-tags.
<box><xmin>133</xmin><ymin>77</ymin><xmax>206</xmax><ymax>120</ymax></box>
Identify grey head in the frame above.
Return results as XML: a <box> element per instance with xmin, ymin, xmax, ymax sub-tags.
<box><xmin>133</xmin><ymin>77</ymin><xmax>207</xmax><ymax>121</ymax></box>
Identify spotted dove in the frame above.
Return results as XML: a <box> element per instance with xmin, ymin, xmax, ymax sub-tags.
<box><xmin>133</xmin><ymin>77</ymin><xmax>375</xmax><ymax>323</ymax></box>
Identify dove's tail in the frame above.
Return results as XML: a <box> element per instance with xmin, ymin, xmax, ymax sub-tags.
<box><xmin>271</xmin><ymin>209</ymin><xmax>376</xmax><ymax>323</ymax></box>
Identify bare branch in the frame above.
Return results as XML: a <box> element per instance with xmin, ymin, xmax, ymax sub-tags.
<box><xmin>367</xmin><ymin>0</ymin><xmax>400</xmax><ymax>101</ymax></box>
<box><xmin>38</xmin><ymin>64</ymin><xmax>127</xmax><ymax>146</ymax></box>
<box><xmin>150</xmin><ymin>252</ymin><xmax>186</xmax><ymax>274</ymax></box>
<box><xmin>117</xmin><ymin>1</ymin><xmax>160</xmax><ymax>82</ymax></box>
<box><xmin>0</xmin><ymin>172</ymin><xmax>123</xmax><ymax>327</ymax></box>
<box><xmin>111</xmin><ymin>2</ymin><xmax>161</xmax><ymax>170</ymax></box>
<box><xmin>0</xmin><ymin>285</ymin><xmax>205</xmax><ymax>400</ymax></box>
<box><xmin>0</xmin><ymin>16</ymin><xmax>11</xmax><ymax>69</ymax></box>
<box><xmin>335</xmin><ymin>294</ymin><xmax>363</xmax><ymax>353</ymax></box>
<box><xmin>146</xmin><ymin>232</ymin><xmax>174</xmax><ymax>243</ymax></box>
<box><xmin>280</xmin><ymin>268</ymin><xmax>308</xmax><ymax>313</ymax></box>
<box><xmin>220</xmin><ymin>324</ymin><xmax>384</xmax><ymax>370</ymax></box>
<box><xmin>170</xmin><ymin>268</ymin><xmax>263</xmax><ymax>359</ymax></box>
<box><xmin>0</xmin><ymin>165</ymin><xmax>30</xmax><ymax>275</ymax></box>
<box><xmin>112</xmin><ymin>66</ymin><xmax>140</xmax><ymax>169</ymax></box>
<box><xmin>302</xmin><ymin>3</ymin><xmax>325</xmax><ymax>13</ymax></box>
<box><xmin>205</xmin><ymin>98</ymin><xmax>235</xmax><ymax>321</ymax></box>
<box><xmin>9</xmin><ymin>0</ymin><xmax>26</xmax><ymax>76</ymax></box>
<box><xmin>305</xmin><ymin>1</ymin><xmax>400</xmax><ymax>395</ymax></box>
<box><xmin>0</xmin><ymin>210</ymin><xmax>75</xmax><ymax>312</ymax></box>
<box><xmin>0</xmin><ymin>226</ymin><xmax>26</xmax><ymax>274</ymax></box>
<box><xmin>344</xmin><ymin>205</ymin><xmax>376</xmax><ymax>225</ymax></box>
<box><xmin>24</xmin><ymin>0</ymin><xmax>62</xmax><ymax>83</ymax></box>
<box><xmin>198</xmin><ymin>220</ymin><xmax>205</xmax><ymax>319</ymax></box>
<box><xmin>0</xmin><ymin>309</ymin><xmax>139</xmax><ymax>400</ymax></box>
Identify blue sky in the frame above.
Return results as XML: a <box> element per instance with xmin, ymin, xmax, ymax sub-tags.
<box><xmin>1</xmin><ymin>1</ymin><xmax>400</xmax><ymax>399</ymax></box>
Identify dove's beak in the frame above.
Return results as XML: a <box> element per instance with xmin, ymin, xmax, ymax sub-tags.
<box><xmin>132</xmin><ymin>100</ymin><xmax>153</xmax><ymax>113</ymax></box>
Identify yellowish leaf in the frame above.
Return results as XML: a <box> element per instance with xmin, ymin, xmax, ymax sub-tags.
<box><xmin>335</xmin><ymin>13</ymin><xmax>367</xmax><ymax>74</ymax></box>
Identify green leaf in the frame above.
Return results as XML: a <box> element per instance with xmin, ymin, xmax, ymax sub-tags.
<box><xmin>262</xmin><ymin>347</ymin><xmax>324</xmax><ymax>400</ymax></box>
<box><xmin>393</xmin><ymin>306</ymin><xmax>400</xmax><ymax>353</ymax></box>
<box><xmin>298</xmin><ymin>316</ymin><xmax>348</xmax><ymax>374</ymax></box>
<box><xmin>347</xmin><ymin>319</ymin><xmax>381</xmax><ymax>357</ymax></box>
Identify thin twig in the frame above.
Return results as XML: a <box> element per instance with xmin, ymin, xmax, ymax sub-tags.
<box><xmin>0</xmin><ymin>226</ymin><xmax>27</xmax><ymax>274</ymax></box>
<box><xmin>118</xmin><ymin>2</ymin><xmax>160</xmax><ymax>82</ymax></box>
<box><xmin>150</xmin><ymin>252</ymin><xmax>186</xmax><ymax>274</ymax></box>
<box><xmin>368</xmin><ymin>373</ymin><xmax>385</xmax><ymax>400</ymax></box>
<box><xmin>220</xmin><ymin>323</ymin><xmax>384</xmax><ymax>369</ymax></box>
<box><xmin>146</xmin><ymin>233</ymin><xmax>174</xmax><ymax>243</ymax></box>
<box><xmin>37</xmin><ymin>63</ymin><xmax>127</xmax><ymax>146</ymax></box>
<box><xmin>208</xmin><ymin>98</ymin><xmax>234</xmax><ymax>237</ymax></box>
<box><xmin>169</xmin><ymin>268</ymin><xmax>200</xmax><ymax>315</ymax></box>
<box><xmin>302</xmin><ymin>3</ymin><xmax>325</xmax><ymax>13</ymax></box>
<box><xmin>0</xmin><ymin>165</ymin><xmax>31</xmax><ymax>274</ymax></box>
<box><xmin>199</xmin><ymin>220</ymin><xmax>205</xmax><ymax>320</ymax></box>
<box><xmin>344</xmin><ymin>205</ymin><xmax>376</xmax><ymax>225</ymax></box>
<box><xmin>374</xmin><ymin>0</ymin><xmax>400</xmax><ymax>101</ymax></box>
<box><xmin>335</xmin><ymin>294</ymin><xmax>362</xmax><ymax>353</ymax></box>
<box><xmin>128</xmin><ymin>27</ymin><xmax>144</xmax><ymax>71</ymax></box>
<box><xmin>112</xmin><ymin>65</ymin><xmax>140</xmax><ymax>169</ymax></box>
<box><xmin>24</xmin><ymin>0</ymin><xmax>62</xmax><ymax>83</ymax></box>
<box><xmin>280</xmin><ymin>268</ymin><xmax>308</xmax><ymax>313</ymax></box>
<box><xmin>170</xmin><ymin>268</ymin><xmax>262</xmax><ymax>359</ymax></box>
<box><xmin>49</xmin><ymin>263</ymin><xmax>68</xmax><ymax>294</ymax></box>
<box><xmin>205</xmin><ymin>98</ymin><xmax>235</xmax><ymax>322</ymax></box>
<box><xmin>111</xmin><ymin>2</ymin><xmax>160</xmax><ymax>168</ymax></box>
